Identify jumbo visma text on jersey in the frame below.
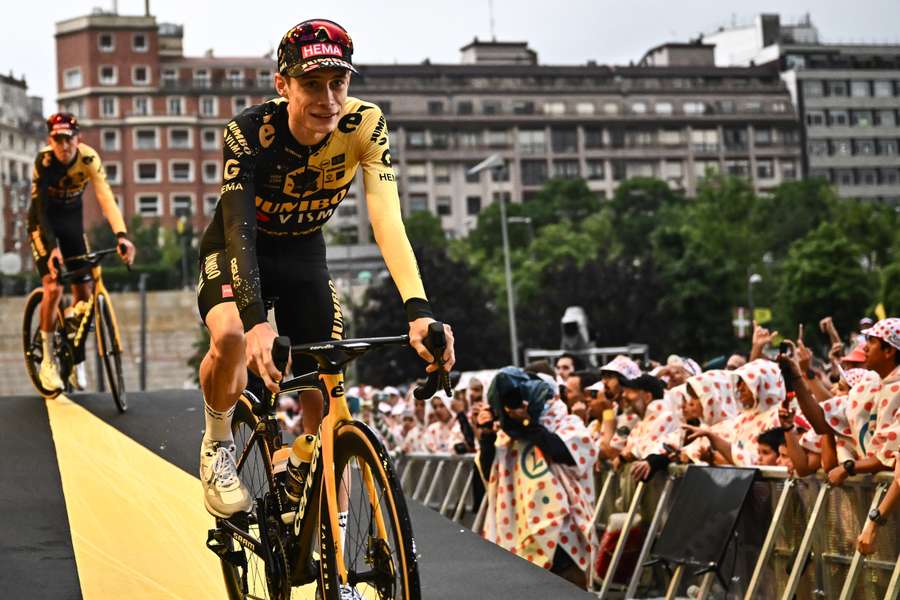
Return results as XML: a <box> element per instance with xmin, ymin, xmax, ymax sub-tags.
<box><xmin>218</xmin><ymin>97</ymin><xmax>389</xmax><ymax>238</ymax></box>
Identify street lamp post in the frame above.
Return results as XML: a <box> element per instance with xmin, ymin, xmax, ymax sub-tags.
<box><xmin>468</xmin><ymin>154</ymin><xmax>519</xmax><ymax>366</ymax></box>
<box><xmin>748</xmin><ymin>271</ymin><xmax>762</xmax><ymax>323</ymax></box>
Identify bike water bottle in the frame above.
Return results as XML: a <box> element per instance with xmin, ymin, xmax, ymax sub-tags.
<box><xmin>284</xmin><ymin>434</ymin><xmax>316</xmax><ymax>503</ymax></box>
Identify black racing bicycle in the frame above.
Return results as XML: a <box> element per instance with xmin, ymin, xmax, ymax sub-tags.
<box><xmin>207</xmin><ymin>322</ymin><xmax>450</xmax><ymax>600</ymax></box>
<box><xmin>22</xmin><ymin>246</ymin><xmax>128</xmax><ymax>411</ymax></box>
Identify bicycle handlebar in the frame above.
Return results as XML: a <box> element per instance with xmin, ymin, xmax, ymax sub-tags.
<box><xmin>413</xmin><ymin>322</ymin><xmax>452</xmax><ymax>400</ymax></box>
<box><xmin>273</xmin><ymin>336</ymin><xmax>291</xmax><ymax>372</ymax></box>
<box><xmin>267</xmin><ymin>321</ymin><xmax>452</xmax><ymax>403</ymax></box>
<box><xmin>54</xmin><ymin>246</ymin><xmax>130</xmax><ymax>281</ymax></box>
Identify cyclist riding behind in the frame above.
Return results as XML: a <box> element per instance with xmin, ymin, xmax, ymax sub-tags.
<box><xmin>29</xmin><ymin>113</ymin><xmax>136</xmax><ymax>393</ymax></box>
<box><xmin>196</xmin><ymin>19</ymin><xmax>455</xmax><ymax>518</ymax></box>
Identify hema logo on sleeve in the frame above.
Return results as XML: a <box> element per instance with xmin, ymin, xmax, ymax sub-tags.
<box><xmin>301</xmin><ymin>43</ymin><xmax>343</xmax><ymax>59</ymax></box>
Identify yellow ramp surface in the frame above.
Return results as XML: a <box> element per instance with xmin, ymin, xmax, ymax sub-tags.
<box><xmin>46</xmin><ymin>396</ymin><xmax>226</xmax><ymax>599</ymax></box>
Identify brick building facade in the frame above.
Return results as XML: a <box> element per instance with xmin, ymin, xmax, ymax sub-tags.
<box><xmin>54</xmin><ymin>11</ymin><xmax>802</xmax><ymax>261</ymax></box>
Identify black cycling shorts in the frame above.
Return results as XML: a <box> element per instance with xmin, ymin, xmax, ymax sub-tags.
<box><xmin>27</xmin><ymin>202</ymin><xmax>90</xmax><ymax>280</ymax></box>
<box><xmin>197</xmin><ymin>231</ymin><xmax>344</xmax><ymax>375</ymax></box>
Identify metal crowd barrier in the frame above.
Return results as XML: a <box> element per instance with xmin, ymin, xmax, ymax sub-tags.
<box><xmin>397</xmin><ymin>452</ymin><xmax>481</xmax><ymax>524</ymax></box>
<box><xmin>397</xmin><ymin>451</ymin><xmax>899</xmax><ymax>600</ymax></box>
<box><xmin>590</xmin><ymin>465</ymin><xmax>899</xmax><ymax>600</ymax></box>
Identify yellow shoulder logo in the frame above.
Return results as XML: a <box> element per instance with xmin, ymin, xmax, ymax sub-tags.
<box><xmin>259</xmin><ymin>124</ymin><xmax>276</xmax><ymax>148</ymax></box>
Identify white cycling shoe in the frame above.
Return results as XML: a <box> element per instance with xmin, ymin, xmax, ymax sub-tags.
<box><xmin>317</xmin><ymin>584</ymin><xmax>363</xmax><ymax>600</ymax></box>
<box><xmin>339</xmin><ymin>585</ymin><xmax>363</xmax><ymax>600</ymax></box>
<box><xmin>39</xmin><ymin>361</ymin><xmax>64</xmax><ymax>392</ymax></box>
<box><xmin>200</xmin><ymin>439</ymin><xmax>252</xmax><ymax>518</ymax></box>
<box><xmin>69</xmin><ymin>362</ymin><xmax>87</xmax><ymax>391</ymax></box>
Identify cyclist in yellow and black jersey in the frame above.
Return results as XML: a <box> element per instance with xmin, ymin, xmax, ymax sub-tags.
<box><xmin>195</xmin><ymin>19</ymin><xmax>455</xmax><ymax>522</ymax></box>
<box><xmin>29</xmin><ymin>113</ymin><xmax>135</xmax><ymax>392</ymax></box>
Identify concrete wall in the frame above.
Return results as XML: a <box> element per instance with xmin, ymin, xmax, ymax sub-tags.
<box><xmin>0</xmin><ymin>289</ymin><xmax>202</xmax><ymax>396</ymax></box>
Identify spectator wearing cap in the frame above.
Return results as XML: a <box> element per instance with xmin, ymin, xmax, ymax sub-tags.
<box><xmin>850</xmin><ymin>317</ymin><xmax>875</xmax><ymax>349</ymax></box>
<box><xmin>616</xmin><ymin>375</ymin><xmax>681</xmax><ymax>481</ymax></box>
<box><xmin>372</xmin><ymin>395</ymin><xmax>404</xmax><ymax>450</ymax></box>
<box><xmin>790</xmin><ymin>318</ymin><xmax>900</xmax><ymax>489</ymax></box>
<box><xmin>478</xmin><ymin>367</ymin><xmax>596</xmax><ymax>586</ymax></box>
<box><xmin>597</xmin><ymin>356</ymin><xmax>643</xmax><ymax>459</ymax></box>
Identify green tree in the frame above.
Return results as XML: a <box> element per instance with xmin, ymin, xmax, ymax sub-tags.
<box><xmin>520</xmin><ymin>177</ymin><xmax>600</xmax><ymax>230</ymax></box>
<box><xmin>879</xmin><ymin>261</ymin><xmax>900</xmax><ymax>316</ymax></box>
<box><xmin>604</xmin><ymin>177</ymin><xmax>682</xmax><ymax>258</ymax></box>
<box><xmin>753</xmin><ymin>178</ymin><xmax>836</xmax><ymax>259</ymax></box>
<box><xmin>403</xmin><ymin>211</ymin><xmax>447</xmax><ymax>251</ymax></box>
<box><xmin>354</xmin><ymin>246</ymin><xmax>506</xmax><ymax>385</ymax></box>
<box><xmin>776</xmin><ymin>223</ymin><xmax>875</xmax><ymax>345</ymax></box>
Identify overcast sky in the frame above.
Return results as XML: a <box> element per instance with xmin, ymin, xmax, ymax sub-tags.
<box><xmin>6</xmin><ymin>0</ymin><xmax>900</xmax><ymax>112</ymax></box>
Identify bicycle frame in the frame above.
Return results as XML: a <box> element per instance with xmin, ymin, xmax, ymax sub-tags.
<box><xmin>230</xmin><ymin>369</ymin><xmax>394</xmax><ymax>588</ymax></box>
<box><xmin>58</xmin><ymin>257</ymin><xmax>122</xmax><ymax>362</ymax></box>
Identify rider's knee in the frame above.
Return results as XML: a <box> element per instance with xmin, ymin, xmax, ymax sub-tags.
<box><xmin>42</xmin><ymin>277</ymin><xmax>61</xmax><ymax>297</ymax></box>
<box><xmin>210</xmin><ymin>323</ymin><xmax>245</xmax><ymax>360</ymax></box>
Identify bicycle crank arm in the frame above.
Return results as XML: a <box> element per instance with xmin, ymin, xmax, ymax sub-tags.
<box><xmin>206</xmin><ymin>528</ymin><xmax>249</xmax><ymax>570</ymax></box>
<box><xmin>214</xmin><ymin>517</ymin><xmax>265</xmax><ymax>559</ymax></box>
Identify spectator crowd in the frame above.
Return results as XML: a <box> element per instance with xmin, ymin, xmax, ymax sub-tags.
<box><xmin>274</xmin><ymin>315</ymin><xmax>900</xmax><ymax>590</ymax></box>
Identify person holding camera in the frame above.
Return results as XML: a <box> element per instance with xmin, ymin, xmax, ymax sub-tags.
<box><xmin>477</xmin><ymin>367</ymin><xmax>597</xmax><ymax>587</ymax></box>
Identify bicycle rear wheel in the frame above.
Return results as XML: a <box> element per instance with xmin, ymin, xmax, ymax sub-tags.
<box><xmin>319</xmin><ymin>421</ymin><xmax>420</xmax><ymax>600</ymax></box>
<box><xmin>22</xmin><ymin>288</ymin><xmax>67</xmax><ymax>399</ymax></box>
<box><xmin>96</xmin><ymin>293</ymin><xmax>127</xmax><ymax>412</ymax></box>
<box><xmin>221</xmin><ymin>395</ymin><xmax>290</xmax><ymax>600</ymax></box>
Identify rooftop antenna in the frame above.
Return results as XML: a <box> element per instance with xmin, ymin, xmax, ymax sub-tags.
<box><xmin>488</xmin><ymin>0</ymin><xmax>496</xmax><ymax>40</ymax></box>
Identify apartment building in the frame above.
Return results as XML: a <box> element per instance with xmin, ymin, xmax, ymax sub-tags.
<box><xmin>705</xmin><ymin>14</ymin><xmax>900</xmax><ymax>203</ymax></box>
<box><xmin>55</xmin><ymin>10</ymin><xmax>801</xmax><ymax>251</ymax></box>
<box><xmin>0</xmin><ymin>74</ymin><xmax>44</xmax><ymax>272</ymax></box>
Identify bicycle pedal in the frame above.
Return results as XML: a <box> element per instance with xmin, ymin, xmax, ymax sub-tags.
<box><xmin>206</xmin><ymin>529</ymin><xmax>248</xmax><ymax>569</ymax></box>
<box><xmin>206</xmin><ymin>529</ymin><xmax>228</xmax><ymax>556</ymax></box>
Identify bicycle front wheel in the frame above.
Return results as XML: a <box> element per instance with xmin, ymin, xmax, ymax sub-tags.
<box><xmin>96</xmin><ymin>293</ymin><xmax>127</xmax><ymax>412</ymax></box>
<box><xmin>221</xmin><ymin>395</ymin><xmax>290</xmax><ymax>600</ymax></box>
<box><xmin>319</xmin><ymin>421</ymin><xmax>420</xmax><ymax>600</ymax></box>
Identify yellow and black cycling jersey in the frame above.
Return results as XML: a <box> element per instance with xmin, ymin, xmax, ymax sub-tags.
<box><xmin>29</xmin><ymin>143</ymin><xmax>126</xmax><ymax>245</ymax></box>
<box><xmin>199</xmin><ymin>96</ymin><xmax>429</xmax><ymax>331</ymax></box>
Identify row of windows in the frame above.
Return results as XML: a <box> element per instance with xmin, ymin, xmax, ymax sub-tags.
<box><xmin>802</xmin><ymin>79</ymin><xmax>900</xmax><ymax>99</ymax></box>
<box><xmin>403</xmin><ymin>158</ymin><xmax>798</xmax><ymax>217</ymax></box>
<box><xmin>95</xmin><ymin>95</ymin><xmax>251</xmax><ymax>118</ymax></box>
<box><xmin>96</xmin><ymin>31</ymin><xmax>149</xmax><ymax>54</ymax></box>
<box><xmin>403</xmin><ymin>126</ymin><xmax>800</xmax><ymax>153</ymax></box>
<box><xmin>806</xmin><ymin>108</ymin><xmax>900</xmax><ymax>128</ymax></box>
<box><xmin>133</xmin><ymin>192</ymin><xmax>219</xmax><ymax>217</ymax></box>
<box><xmin>62</xmin><ymin>63</ymin><xmax>274</xmax><ymax>92</ymax></box>
<box><xmin>383</xmin><ymin>97</ymin><xmax>790</xmax><ymax>118</ymax></box>
<box><xmin>160</xmin><ymin>67</ymin><xmax>272</xmax><ymax>90</ymax></box>
<box><xmin>104</xmin><ymin>160</ymin><xmax>221</xmax><ymax>185</ymax></box>
<box><xmin>808</xmin><ymin>138</ymin><xmax>900</xmax><ymax>158</ymax></box>
<box><xmin>63</xmin><ymin>65</ymin><xmax>152</xmax><ymax>89</ymax></box>
<box><xmin>399</xmin><ymin>157</ymin><xmax>797</xmax><ymax>187</ymax></box>
<box><xmin>100</xmin><ymin>127</ymin><xmax>221</xmax><ymax>152</ymax></box>
<box><xmin>810</xmin><ymin>167</ymin><xmax>900</xmax><ymax>187</ymax></box>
